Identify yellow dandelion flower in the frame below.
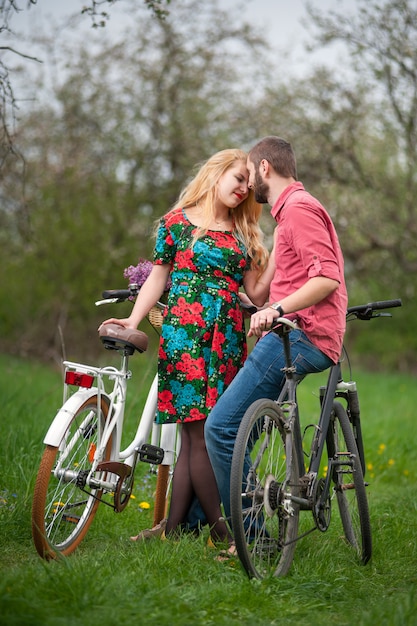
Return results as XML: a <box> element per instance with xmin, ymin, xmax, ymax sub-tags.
<box><xmin>378</xmin><ymin>444</ymin><xmax>386</xmax><ymax>454</ymax></box>
<box><xmin>403</xmin><ymin>469</ymin><xmax>409</xmax><ymax>476</ymax></box>
<box><xmin>130</xmin><ymin>494</ymin><xmax>136</xmax><ymax>500</ymax></box>
<box><xmin>139</xmin><ymin>501</ymin><xmax>151</xmax><ymax>509</ymax></box>
<box><xmin>367</xmin><ymin>462</ymin><xmax>373</xmax><ymax>471</ymax></box>
<box><xmin>388</xmin><ymin>458</ymin><xmax>395</xmax><ymax>466</ymax></box>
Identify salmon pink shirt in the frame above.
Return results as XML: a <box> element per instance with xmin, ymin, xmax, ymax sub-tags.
<box><xmin>269</xmin><ymin>182</ymin><xmax>348</xmax><ymax>363</ymax></box>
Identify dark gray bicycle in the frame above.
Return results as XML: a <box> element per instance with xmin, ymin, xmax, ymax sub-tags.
<box><xmin>230</xmin><ymin>298</ymin><xmax>402</xmax><ymax>578</ymax></box>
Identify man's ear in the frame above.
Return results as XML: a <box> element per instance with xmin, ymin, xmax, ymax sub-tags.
<box><xmin>260</xmin><ymin>159</ymin><xmax>270</xmax><ymax>176</ymax></box>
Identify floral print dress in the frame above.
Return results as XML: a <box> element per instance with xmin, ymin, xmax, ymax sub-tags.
<box><xmin>153</xmin><ymin>208</ymin><xmax>249</xmax><ymax>424</ymax></box>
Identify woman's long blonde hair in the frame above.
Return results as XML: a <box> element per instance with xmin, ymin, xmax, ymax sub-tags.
<box><xmin>168</xmin><ymin>149</ymin><xmax>268</xmax><ymax>273</ymax></box>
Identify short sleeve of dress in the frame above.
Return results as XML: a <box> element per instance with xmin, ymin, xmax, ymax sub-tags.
<box><xmin>153</xmin><ymin>217</ymin><xmax>176</xmax><ymax>265</ymax></box>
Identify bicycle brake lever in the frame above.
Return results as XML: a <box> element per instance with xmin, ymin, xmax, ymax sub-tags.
<box><xmin>95</xmin><ymin>298</ymin><xmax>120</xmax><ymax>306</ymax></box>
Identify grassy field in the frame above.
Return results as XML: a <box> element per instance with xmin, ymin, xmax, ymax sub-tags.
<box><xmin>1</xmin><ymin>352</ymin><xmax>416</xmax><ymax>626</ymax></box>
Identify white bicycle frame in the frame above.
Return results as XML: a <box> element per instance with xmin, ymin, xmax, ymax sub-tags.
<box><xmin>43</xmin><ymin>354</ymin><xmax>180</xmax><ymax>494</ymax></box>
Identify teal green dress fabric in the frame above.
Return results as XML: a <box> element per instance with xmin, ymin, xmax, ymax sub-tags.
<box><xmin>153</xmin><ymin>208</ymin><xmax>249</xmax><ymax>424</ymax></box>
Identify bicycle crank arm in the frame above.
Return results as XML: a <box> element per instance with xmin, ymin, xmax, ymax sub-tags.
<box><xmin>96</xmin><ymin>461</ymin><xmax>133</xmax><ymax>512</ymax></box>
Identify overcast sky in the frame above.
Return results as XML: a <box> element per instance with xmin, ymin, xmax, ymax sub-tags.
<box><xmin>11</xmin><ymin>0</ymin><xmax>358</xmax><ymax>76</ymax></box>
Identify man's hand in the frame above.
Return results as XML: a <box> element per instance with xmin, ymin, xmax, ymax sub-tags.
<box><xmin>248</xmin><ymin>307</ymin><xmax>279</xmax><ymax>338</ymax></box>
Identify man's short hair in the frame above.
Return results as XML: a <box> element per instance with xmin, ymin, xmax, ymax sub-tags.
<box><xmin>248</xmin><ymin>136</ymin><xmax>297</xmax><ymax>179</ymax></box>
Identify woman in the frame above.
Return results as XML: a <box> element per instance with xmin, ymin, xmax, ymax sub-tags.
<box><xmin>99</xmin><ymin>148</ymin><xmax>274</xmax><ymax>545</ymax></box>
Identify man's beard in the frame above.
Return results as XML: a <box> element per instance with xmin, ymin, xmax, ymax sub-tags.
<box><xmin>253</xmin><ymin>170</ymin><xmax>269</xmax><ymax>204</ymax></box>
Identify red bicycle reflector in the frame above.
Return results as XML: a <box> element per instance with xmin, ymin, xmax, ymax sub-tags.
<box><xmin>65</xmin><ymin>371</ymin><xmax>94</xmax><ymax>388</ymax></box>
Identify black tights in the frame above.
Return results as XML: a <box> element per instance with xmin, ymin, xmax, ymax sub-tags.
<box><xmin>165</xmin><ymin>420</ymin><xmax>232</xmax><ymax>543</ymax></box>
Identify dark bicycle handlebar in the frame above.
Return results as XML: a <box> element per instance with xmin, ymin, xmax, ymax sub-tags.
<box><xmin>347</xmin><ymin>298</ymin><xmax>402</xmax><ymax>320</ymax></box>
<box><xmin>99</xmin><ymin>287</ymin><xmax>402</xmax><ymax>322</ymax></box>
<box><xmin>347</xmin><ymin>299</ymin><xmax>402</xmax><ymax>314</ymax></box>
<box><xmin>102</xmin><ymin>289</ymin><xmax>133</xmax><ymax>300</ymax></box>
<box><xmin>99</xmin><ymin>284</ymin><xmax>261</xmax><ymax>314</ymax></box>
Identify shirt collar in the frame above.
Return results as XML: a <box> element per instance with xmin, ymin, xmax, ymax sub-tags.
<box><xmin>270</xmin><ymin>181</ymin><xmax>305</xmax><ymax>220</ymax></box>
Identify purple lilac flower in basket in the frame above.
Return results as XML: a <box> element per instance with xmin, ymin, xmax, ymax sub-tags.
<box><xmin>123</xmin><ymin>258</ymin><xmax>172</xmax><ymax>292</ymax></box>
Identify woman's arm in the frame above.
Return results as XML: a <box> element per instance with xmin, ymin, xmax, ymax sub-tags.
<box><xmin>242</xmin><ymin>228</ymin><xmax>277</xmax><ymax>306</ymax></box>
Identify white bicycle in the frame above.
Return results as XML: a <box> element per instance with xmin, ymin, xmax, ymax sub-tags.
<box><xmin>32</xmin><ymin>284</ymin><xmax>179</xmax><ymax>560</ymax></box>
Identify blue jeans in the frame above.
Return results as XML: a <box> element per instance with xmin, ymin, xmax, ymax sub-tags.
<box><xmin>205</xmin><ymin>329</ymin><xmax>333</xmax><ymax>523</ymax></box>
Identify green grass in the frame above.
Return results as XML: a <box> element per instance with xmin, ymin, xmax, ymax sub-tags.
<box><xmin>1</xmin><ymin>354</ymin><xmax>417</xmax><ymax>626</ymax></box>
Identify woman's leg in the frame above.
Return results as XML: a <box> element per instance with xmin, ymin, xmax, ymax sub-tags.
<box><xmin>185</xmin><ymin>420</ymin><xmax>231</xmax><ymax>543</ymax></box>
<box><xmin>165</xmin><ymin>425</ymin><xmax>194</xmax><ymax>535</ymax></box>
<box><xmin>166</xmin><ymin>419</ymin><xmax>232</xmax><ymax>543</ymax></box>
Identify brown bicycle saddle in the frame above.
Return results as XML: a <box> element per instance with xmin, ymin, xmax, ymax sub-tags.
<box><xmin>99</xmin><ymin>323</ymin><xmax>148</xmax><ymax>353</ymax></box>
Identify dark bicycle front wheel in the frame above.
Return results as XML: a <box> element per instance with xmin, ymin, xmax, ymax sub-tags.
<box><xmin>230</xmin><ymin>399</ymin><xmax>300</xmax><ymax>578</ymax></box>
<box><xmin>327</xmin><ymin>401</ymin><xmax>372</xmax><ymax>564</ymax></box>
<box><xmin>32</xmin><ymin>395</ymin><xmax>112</xmax><ymax>559</ymax></box>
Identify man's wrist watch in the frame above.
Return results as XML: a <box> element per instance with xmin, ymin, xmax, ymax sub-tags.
<box><xmin>270</xmin><ymin>302</ymin><xmax>285</xmax><ymax>317</ymax></box>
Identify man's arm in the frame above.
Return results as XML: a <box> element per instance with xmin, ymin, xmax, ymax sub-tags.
<box><xmin>248</xmin><ymin>276</ymin><xmax>339</xmax><ymax>337</ymax></box>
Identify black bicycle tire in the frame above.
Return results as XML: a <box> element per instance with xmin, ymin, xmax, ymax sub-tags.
<box><xmin>328</xmin><ymin>401</ymin><xmax>372</xmax><ymax>564</ymax></box>
<box><xmin>230</xmin><ymin>398</ymin><xmax>300</xmax><ymax>579</ymax></box>
<box><xmin>32</xmin><ymin>395</ymin><xmax>111</xmax><ymax>559</ymax></box>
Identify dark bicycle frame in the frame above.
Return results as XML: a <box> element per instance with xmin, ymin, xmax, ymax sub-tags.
<box><xmin>272</xmin><ymin>298</ymin><xmax>402</xmax><ymax>514</ymax></box>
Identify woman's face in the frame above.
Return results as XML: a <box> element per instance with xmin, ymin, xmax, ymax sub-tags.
<box><xmin>216</xmin><ymin>161</ymin><xmax>249</xmax><ymax>208</ymax></box>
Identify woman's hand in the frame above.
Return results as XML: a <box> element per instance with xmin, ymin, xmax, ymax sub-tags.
<box><xmin>98</xmin><ymin>318</ymin><xmax>135</xmax><ymax>331</ymax></box>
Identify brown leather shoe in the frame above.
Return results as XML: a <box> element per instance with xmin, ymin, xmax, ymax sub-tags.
<box><xmin>130</xmin><ymin>518</ymin><xmax>167</xmax><ymax>541</ymax></box>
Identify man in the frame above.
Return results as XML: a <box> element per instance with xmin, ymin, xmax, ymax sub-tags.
<box><xmin>205</xmin><ymin>136</ymin><xmax>348</xmax><ymax>535</ymax></box>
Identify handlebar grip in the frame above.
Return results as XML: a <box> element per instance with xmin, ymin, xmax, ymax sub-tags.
<box><xmin>102</xmin><ymin>289</ymin><xmax>132</xmax><ymax>300</ymax></box>
<box><xmin>347</xmin><ymin>298</ymin><xmax>402</xmax><ymax>314</ymax></box>
<box><xmin>370</xmin><ymin>299</ymin><xmax>402</xmax><ymax>310</ymax></box>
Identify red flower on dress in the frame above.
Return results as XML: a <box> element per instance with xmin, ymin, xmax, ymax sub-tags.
<box><xmin>228</xmin><ymin>307</ymin><xmax>243</xmax><ymax>332</ymax></box>
<box><xmin>219</xmin><ymin>289</ymin><xmax>232</xmax><ymax>303</ymax></box>
<box><xmin>187</xmin><ymin>408</ymin><xmax>206</xmax><ymax>422</ymax></box>
<box><xmin>165</xmin><ymin>207</ymin><xmax>184</xmax><ymax>226</ymax></box>
<box><xmin>212</xmin><ymin>329</ymin><xmax>226</xmax><ymax>359</ymax></box>
<box><xmin>224</xmin><ymin>276</ymin><xmax>240</xmax><ymax>292</ymax></box>
<box><xmin>224</xmin><ymin>360</ymin><xmax>239</xmax><ymax>386</ymax></box>
<box><xmin>213</xmin><ymin>232</ymin><xmax>235</xmax><ymax>248</ymax></box>
<box><xmin>176</xmin><ymin>248</ymin><xmax>197</xmax><ymax>271</ymax></box>
<box><xmin>207</xmin><ymin>386</ymin><xmax>219</xmax><ymax>408</ymax></box>
<box><xmin>158</xmin><ymin>390</ymin><xmax>176</xmax><ymax>415</ymax></box>
<box><xmin>171</xmin><ymin>297</ymin><xmax>205</xmax><ymax>327</ymax></box>
<box><xmin>176</xmin><ymin>354</ymin><xmax>207</xmax><ymax>381</ymax></box>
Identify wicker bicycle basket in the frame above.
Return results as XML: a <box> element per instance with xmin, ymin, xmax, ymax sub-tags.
<box><xmin>148</xmin><ymin>305</ymin><xmax>164</xmax><ymax>329</ymax></box>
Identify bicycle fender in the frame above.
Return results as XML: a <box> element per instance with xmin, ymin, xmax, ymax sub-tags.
<box><xmin>43</xmin><ymin>388</ymin><xmax>110</xmax><ymax>446</ymax></box>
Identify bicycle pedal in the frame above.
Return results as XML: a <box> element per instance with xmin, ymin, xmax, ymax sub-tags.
<box><xmin>137</xmin><ymin>443</ymin><xmax>164</xmax><ymax>465</ymax></box>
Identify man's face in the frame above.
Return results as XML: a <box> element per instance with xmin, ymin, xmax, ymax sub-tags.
<box><xmin>247</xmin><ymin>157</ymin><xmax>269</xmax><ymax>204</ymax></box>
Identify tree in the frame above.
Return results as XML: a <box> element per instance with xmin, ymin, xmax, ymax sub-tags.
<box><xmin>305</xmin><ymin>0</ymin><xmax>417</xmax><ymax>277</ymax></box>
<box><xmin>0</xmin><ymin>0</ymin><xmax>270</xmax><ymax>362</ymax></box>
<box><xmin>0</xmin><ymin>0</ymin><xmax>171</xmax><ymax>167</ymax></box>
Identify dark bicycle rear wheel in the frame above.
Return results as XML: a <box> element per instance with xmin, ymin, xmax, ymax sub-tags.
<box><xmin>230</xmin><ymin>399</ymin><xmax>300</xmax><ymax>578</ymax></box>
<box><xmin>327</xmin><ymin>401</ymin><xmax>372</xmax><ymax>564</ymax></box>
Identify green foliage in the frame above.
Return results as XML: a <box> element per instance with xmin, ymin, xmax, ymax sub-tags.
<box><xmin>1</xmin><ymin>355</ymin><xmax>416</xmax><ymax>625</ymax></box>
<box><xmin>0</xmin><ymin>0</ymin><xmax>415</xmax><ymax>368</ymax></box>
